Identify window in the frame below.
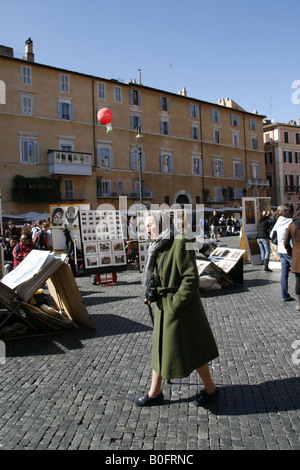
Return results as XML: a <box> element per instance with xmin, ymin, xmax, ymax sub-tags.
<box><xmin>213</xmin><ymin>159</ymin><xmax>224</xmax><ymax>177</ymax></box>
<box><xmin>160</xmin><ymin>154</ymin><xmax>174</xmax><ymax>173</ymax></box>
<box><xmin>191</xmin><ymin>125</ymin><xmax>199</xmax><ymax>140</ymax></box>
<box><xmin>57</xmin><ymin>101</ymin><xmax>74</xmax><ymax>120</ymax></box>
<box><xmin>21</xmin><ymin>66</ymin><xmax>31</xmax><ymax>86</ymax></box>
<box><xmin>160</xmin><ymin>120</ymin><xmax>170</xmax><ymax>135</ymax></box>
<box><xmin>233</xmin><ymin>133</ymin><xmax>239</xmax><ymax>147</ymax></box>
<box><xmin>285</xmin><ymin>174</ymin><xmax>294</xmax><ymax>192</ymax></box>
<box><xmin>192</xmin><ymin>157</ymin><xmax>202</xmax><ymax>175</ymax></box>
<box><xmin>296</xmin><ymin>133</ymin><xmax>300</xmax><ymax>144</ymax></box>
<box><xmin>101</xmin><ymin>180</ymin><xmax>111</xmax><ymax>196</ymax></box>
<box><xmin>251</xmin><ymin>164</ymin><xmax>260</xmax><ymax>178</ymax></box>
<box><xmin>64</xmin><ymin>180</ymin><xmax>74</xmax><ymax>199</ymax></box>
<box><xmin>249</xmin><ymin>118</ymin><xmax>257</xmax><ymax>131</ymax></box>
<box><xmin>98</xmin><ymin>82</ymin><xmax>106</xmax><ymax>100</ymax></box>
<box><xmin>214</xmin><ymin>129</ymin><xmax>220</xmax><ymax>143</ymax></box>
<box><xmin>97</xmin><ymin>146</ymin><xmax>114</xmax><ymax>168</ymax></box>
<box><xmin>215</xmin><ymin>186</ymin><xmax>222</xmax><ymax>202</ymax></box>
<box><xmin>267</xmin><ymin>175</ymin><xmax>273</xmax><ymax>188</ymax></box>
<box><xmin>114</xmin><ymin>86</ymin><xmax>122</xmax><ymax>103</ymax></box>
<box><xmin>60</xmin><ymin>74</ymin><xmax>69</xmax><ymax>92</ymax></box>
<box><xmin>251</xmin><ymin>136</ymin><xmax>258</xmax><ymax>150</ymax></box>
<box><xmin>159</xmin><ymin>96</ymin><xmax>170</xmax><ymax>112</ymax></box>
<box><xmin>265</xmin><ymin>152</ymin><xmax>273</xmax><ymax>164</ymax></box>
<box><xmin>296</xmin><ymin>152</ymin><xmax>300</xmax><ymax>163</ymax></box>
<box><xmin>21</xmin><ymin>94</ymin><xmax>33</xmax><ymax>115</ymax></box>
<box><xmin>284</xmin><ymin>131</ymin><xmax>289</xmax><ymax>143</ymax></box>
<box><xmin>231</xmin><ymin>113</ymin><xmax>239</xmax><ymax>127</ymax></box>
<box><xmin>130</xmin><ymin>114</ymin><xmax>142</xmax><ymax>131</ymax></box>
<box><xmin>235</xmin><ymin>188</ymin><xmax>244</xmax><ymax>199</ymax></box>
<box><xmin>130</xmin><ymin>150</ymin><xmax>145</xmax><ymax>171</ymax></box>
<box><xmin>283</xmin><ymin>151</ymin><xmax>292</xmax><ymax>163</ymax></box>
<box><xmin>130</xmin><ymin>89</ymin><xmax>141</xmax><ymax>106</ymax></box>
<box><xmin>233</xmin><ymin>161</ymin><xmax>244</xmax><ymax>178</ymax></box>
<box><xmin>189</xmin><ymin>103</ymin><xmax>199</xmax><ymax>119</ymax></box>
<box><xmin>20</xmin><ymin>138</ymin><xmax>39</xmax><ymax>164</ymax></box>
<box><xmin>211</xmin><ymin>108</ymin><xmax>220</xmax><ymax>123</ymax></box>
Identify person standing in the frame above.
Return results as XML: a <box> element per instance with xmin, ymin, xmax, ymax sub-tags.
<box><xmin>256</xmin><ymin>211</ymin><xmax>273</xmax><ymax>272</ymax></box>
<box><xmin>284</xmin><ymin>208</ymin><xmax>300</xmax><ymax>310</ymax></box>
<box><xmin>13</xmin><ymin>233</ymin><xmax>36</xmax><ymax>267</ymax></box>
<box><xmin>270</xmin><ymin>205</ymin><xmax>294</xmax><ymax>302</ymax></box>
<box><xmin>135</xmin><ymin>212</ymin><xmax>219</xmax><ymax>408</ymax></box>
<box><xmin>209</xmin><ymin>211</ymin><xmax>219</xmax><ymax>240</ymax></box>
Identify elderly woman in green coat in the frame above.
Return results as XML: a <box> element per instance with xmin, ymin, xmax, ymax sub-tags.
<box><xmin>135</xmin><ymin>212</ymin><xmax>219</xmax><ymax>408</ymax></box>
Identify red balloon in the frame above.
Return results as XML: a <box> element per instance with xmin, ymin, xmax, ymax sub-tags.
<box><xmin>97</xmin><ymin>108</ymin><xmax>112</xmax><ymax>125</ymax></box>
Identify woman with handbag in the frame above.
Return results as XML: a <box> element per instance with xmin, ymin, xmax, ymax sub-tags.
<box><xmin>135</xmin><ymin>212</ymin><xmax>219</xmax><ymax>408</ymax></box>
<box><xmin>270</xmin><ymin>204</ymin><xmax>294</xmax><ymax>302</ymax></box>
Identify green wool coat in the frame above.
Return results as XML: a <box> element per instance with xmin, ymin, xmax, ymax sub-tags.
<box><xmin>151</xmin><ymin>234</ymin><xmax>219</xmax><ymax>380</ymax></box>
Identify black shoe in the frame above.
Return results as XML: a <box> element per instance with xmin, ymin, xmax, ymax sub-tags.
<box><xmin>193</xmin><ymin>388</ymin><xmax>219</xmax><ymax>407</ymax></box>
<box><xmin>134</xmin><ymin>392</ymin><xmax>164</xmax><ymax>407</ymax></box>
<box><xmin>283</xmin><ymin>296</ymin><xmax>295</xmax><ymax>302</ymax></box>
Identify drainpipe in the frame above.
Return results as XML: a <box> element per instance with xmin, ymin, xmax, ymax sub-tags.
<box><xmin>92</xmin><ymin>78</ymin><xmax>96</xmax><ymax>168</ymax></box>
<box><xmin>199</xmin><ymin>103</ymin><xmax>204</xmax><ymax>200</ymax></box>
<box><xmin>243</xmin><ymin>114</ymin><xmax>248</xmax><ymax>195</ymax></box>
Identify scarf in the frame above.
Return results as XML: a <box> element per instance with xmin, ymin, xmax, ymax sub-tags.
<box><xmin>141</xmin><ymin>224</ymin><xmax>174</xmax><ymax>290</ymax></box>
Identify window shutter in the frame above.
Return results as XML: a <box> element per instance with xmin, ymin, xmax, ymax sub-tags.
<box><xmin>109</xmin><ymin>148</ymin><xmax>114</xmax><ymax>168</ymax></box>
<box><xmin>239</xmin><ymin>163</ymin><xmax>244</xmax><ymax>178</ymax></box>
<box><xmin>160</xmin><ymin>155</ymin><xmax>164</xmax><ymax>172</ymax></box>
<box><xmin>130</xmin><ymin>150</ymin><xmax>135</xmax><ymax>170</ymax></box>
<box><xmin>213</xmin><ymin>160</ymin><xmax>217</xmax><ymax>176</ymax></box>
<box><xmin>169</xmin><ymin>156</ymin><xmax>174</xmax><ymax>173</ymax></box>
<box><xmin>57</xmin><ymin>102</ymin><xmax>63</xmax><ymax>119</ymax></box>
<box><xmin>220</xmin><ymin>161</ymin><xmax>224</xmax><ymax>176</ymax></box>
<box><xmin>33</xmin><ymin>142</ymin><xmax>39</xmax><ymax>163</ymax></box>
<box><xmin>69</xmin><ymin>104</ymin><xmax>74</xmax><ymax>121</ymax></box>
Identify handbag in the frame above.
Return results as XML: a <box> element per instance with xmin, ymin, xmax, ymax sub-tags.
<box><xmin>271</xmin><ymin>230</ymin><xmax>278</xmax><ymax>245</ymax></box>
<box><xmin>145</xmin><ymin>250</ymin><xmax>167</xmax><ymax>303</ymax></box>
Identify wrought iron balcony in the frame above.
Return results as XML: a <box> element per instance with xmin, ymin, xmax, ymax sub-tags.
<box><xmin>48</xmin><ymin>150</ymin><xmax>92</xmax><ymax>176</ymax></box>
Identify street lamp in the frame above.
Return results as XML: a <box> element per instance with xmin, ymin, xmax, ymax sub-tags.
<box><xmin>136</xmin><ymin>126</ymin><xmax>144</xmax><ymax>205</ymax></box>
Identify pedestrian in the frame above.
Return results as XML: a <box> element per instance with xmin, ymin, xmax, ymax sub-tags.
<box><xmin>209</xmin><ymin>210</ymin><xmax>219</xmax><ymax>240</ymax></box>
<box><xmin>13</xmin><ymin>233</ymin><xmax>36</xmax><ymax>267</ymax></box>
<box><xmin>33</xmin><ymin>222</ymin><xmax>52</xmax><ymax>250</ymax></box>
<box><xmin>256</xmin><ymin>210</ymin><xmax>273</xmax><ymax>272</ymax></box>
<box><xmin>3</xmin><ymin>236</ymin><xmax>18</xmax><ymax>274</ymax></box>
<box><xmin>270</xmin><ymin>204</ymin><xmax>294</xmax><ymax>302</ymax></box>
<box><xmin>284</xmin><ymin>208</ymin><xmax>300</xmax><ymax>310</ymax></box>
<box><xmin>3</xmin><ymin>220</ymin><xmax>20</xmax><ymax>245</ymax></box>
<box><xmin>135</xmin><ymin>211</ymin><xmax>219</xmax><ymax>408</ymax></box>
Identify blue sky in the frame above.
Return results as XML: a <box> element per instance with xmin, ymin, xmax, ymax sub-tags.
<box><xmin>1</xmin><ymin>0</ymin><xmax>300</xmax><ymax>122</ymax></box>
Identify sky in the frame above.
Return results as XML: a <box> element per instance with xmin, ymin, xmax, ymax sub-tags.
<box><xmin>1</xmin><ymin>0</ymin><xmax>300</xmax><ymax>123</ymax></box>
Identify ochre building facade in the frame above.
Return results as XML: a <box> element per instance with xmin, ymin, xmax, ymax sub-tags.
<box><xmin>0</xmin><ymin>40</ymin><xmax>268</xmax><ymax>216</ymax></box>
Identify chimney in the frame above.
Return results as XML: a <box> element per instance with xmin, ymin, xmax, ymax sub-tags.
<box><xmin>138</xmin><ymin>69</ymin><xmax>142</xmax><ymax>85</ymax></box>
<box><xmin>25</xmin><ymin>38</ymin><xmax>34</xmax><ymax>62</ymax></box>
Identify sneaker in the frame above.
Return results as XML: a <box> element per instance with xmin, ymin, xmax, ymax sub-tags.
<box><xmin>193</xmin><ymin>388</ymin><xmax>219</xmax><ymax>407</ymax></box>
<box><xmin>134</xmin><ymin>392</ymin><xmax>164</xmax><ymax>407</ymax></box>
<box><xmin>283</xmin><ymin>296</ymin><xmax>295</xmax><ymax>302</ymax></box>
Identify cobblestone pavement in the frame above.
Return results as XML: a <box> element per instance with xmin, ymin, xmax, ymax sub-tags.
<box><xmin>0</xmin><ymin>235</ymin><xmax>299</xmax><ymax>451</ymax></box>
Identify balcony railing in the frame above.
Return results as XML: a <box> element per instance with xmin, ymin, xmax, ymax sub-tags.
<box><xmin>48</xmin><ymin>150</ymin><xmax>92</xmax><ymax>176</ymax></box>
<box><xmin>246</xmin><ymin>178</ymin><xmax>269</xmax><ymax>189</ymax></box>
<box><xmin>284</xmin><ymin>185</ymin><xmax>299</xmax><ymax>193</ymax></box>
